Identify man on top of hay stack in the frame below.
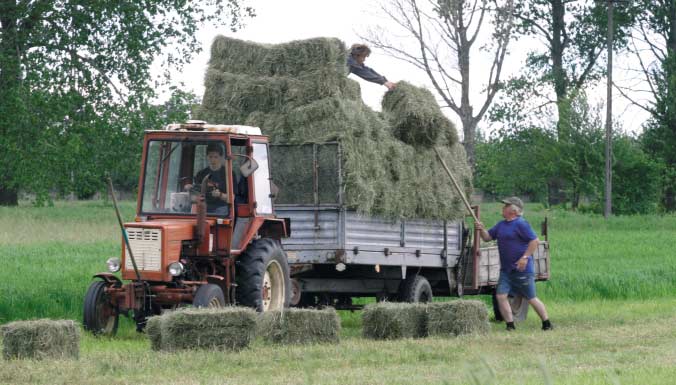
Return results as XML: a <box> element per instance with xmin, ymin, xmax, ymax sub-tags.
<box><xmin>348</xmin><ymin>43</ymin><xmax>397</xmax><ymax>91</ymax></box>
<box><xmin>475</xmin><ymin>197</ymin><xmax>553</xmax><ymax>332</ymax></box>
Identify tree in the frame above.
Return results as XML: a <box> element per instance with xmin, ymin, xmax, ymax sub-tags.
<box><xmin>363</xmin><ymin>0</ymin><xmax>515</xmax><ymax>169</ymax></box>
<box><xmin>488</xmin><ymin>0</ymin><xmax>635</xmax><ymax>206</ymax></box>
<box><xmin>506</xmin><ymin>0</ymin><xmax>634</xmax><ymax>138</ymax></box>
<box><xmin>620</xmin><ymin>0</ymin><xmax>676</xmax><ymax>211</ymax></box>
<box><xmin>0</xmin><ymin>0</ymin><xmax>253</xmax><ymax>205</ymax></box>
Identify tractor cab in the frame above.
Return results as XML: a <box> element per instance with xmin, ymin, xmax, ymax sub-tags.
<box><xmin>138</xmin><ymin>122</ymin><xmax>272</xmax><ymax>221</ymax></box>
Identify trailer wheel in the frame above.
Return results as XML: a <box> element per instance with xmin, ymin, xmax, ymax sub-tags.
<box><xmin>83</xmin><ymin>281</ymin><xmax>119</xmax><ymax>336</ymax></box>
<box><xmin>236</xmin><ymin>238</ymin><xmax>291</xmax><ymax>312</ymax></box>
<box><xmin>400</xmin><ymin>275</ymin><xmax>433</xmax><ymax>303</ymax></box>
<box><xmin>491</xmin><ymin>291</ymin><xmax>529</xmax><ymax>322</ymax></box>
<box><xmin>193</xmin><ymin>284</ymin><xmax>225</xmax><ymax>308</ymax></box>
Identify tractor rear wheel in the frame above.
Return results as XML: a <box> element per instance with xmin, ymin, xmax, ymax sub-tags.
<box><xmin>83</xmin><ymin>281</ymin><xmax>119</xmax><ymax>336</ymax></box>
<box><xmin>399</xmin><ymin>275</ymin><xmax>433</xmax><ymax>303</ymax></box>
<box><xmin>193</xmin><ymin>284</ymin><xmax>225</xmax><ymax>308</ymax></box>
<box><xmin>236</xmin><ymin>238</ymin><xmax>291</xmax><ymax>312</ymax></box>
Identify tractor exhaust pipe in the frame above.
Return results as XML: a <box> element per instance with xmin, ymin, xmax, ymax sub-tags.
<box><xmin>195</xmin><ymin>174</ymin><xmax>210</xmax><ymax>246</ymax></box>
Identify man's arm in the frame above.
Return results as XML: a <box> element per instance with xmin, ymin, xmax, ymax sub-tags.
<box><xmin>516</xmin><ymin>238</ymin><xmax>539</xmax><ymax>271</ymax></box>
<box><xmin>475</xmin><ymin>221</ymin><xmax>493</xmax><ymax>242</ymax></box>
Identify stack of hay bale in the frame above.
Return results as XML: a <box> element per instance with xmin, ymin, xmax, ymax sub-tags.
<box><xmin>2</xmin><ymin>319</ymin><xmax>80</xmax><ymax>360</ymax></box>
<box><xmin>362</xmin><ymin>300</ymin><xmax>489</xmax><ymax>340</ymax></box>
<box><xmin>147</xmin><ymin>307</ymin><xmax>342</xmax><ymax>351</ymax></box>
<box><xmin>197</xmin><ymin>36</ymin><xmax>472</xmax><ymax>221</ymax></box>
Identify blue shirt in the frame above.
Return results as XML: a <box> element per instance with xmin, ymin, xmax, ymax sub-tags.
<box><xmin>488</xmin><ymin>217</ymin><xmax>537</xmax><ymax>273</ymax></box>
<box><xmin>347</xmin><ymin>56</ymin><xmax>387</xmax><ymax>85</ymax></box>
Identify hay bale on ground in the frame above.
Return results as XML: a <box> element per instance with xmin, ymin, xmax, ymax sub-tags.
<box><xmin>426</xmin><ymin>300</ymin><xmax>490</xmax><ymax>337</ymax></box>
<box><xmin>257</xmin><ymin>308</ymin><xmax>340</xmax><ymax>345</ymax></box>
<box><xmin>382</xmin><ymin>81</ymin><xmax>458</xmax><ymax>147</ymax></box>
<box><xmin>2</xmin><ymin>319</ymin><xmax>79</xmax><ymax>360</ymax></box>
<box><xmin>145</xmin><ymin>315</ymin><xmax>163</xmax><ymax>351</ymax></box>
<box><xmin>160</xmin><ymin>307</ymin><xmax>257</xmax><ymax>351</ymax></box>
<box><xmin>362</xmin><ymin>302</ymin><xmax>427</xmax><ymax>340</ymax></box>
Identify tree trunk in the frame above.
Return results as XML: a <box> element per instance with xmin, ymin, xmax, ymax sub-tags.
<box><xmin>0</xmin><ymin>1</ymin><xmax>21</xmax><ymax>206</ymax></box>
<box><xmin>0</xmin><ymin>187</ymin><xmax>18</xmax><ymax>206</ymax></box>
<box><xmin>551</xmin><ymin>0</ymin><xmax>569</xmax><ymax>140</ymax></box>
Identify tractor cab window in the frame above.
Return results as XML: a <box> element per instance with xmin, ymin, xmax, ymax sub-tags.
<box><xmin>141</xmin><ymin>140</ymin><xmax>230</xmax><ymax>216</ymax></box>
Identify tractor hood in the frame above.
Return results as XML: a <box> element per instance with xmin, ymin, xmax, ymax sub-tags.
<box><xmin>120</xmin><ymin>219</ymin><xmax>214</xmax><ymax>281</ymax></box>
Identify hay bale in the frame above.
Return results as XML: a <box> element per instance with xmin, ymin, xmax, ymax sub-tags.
<box><xmin>160</xmin><ymin>307</ymin><xmax>257</xmax><ymax>351</ymax></box>
<box><xmin>1</xmin><ymin>319</ymin><xmax>79</xmax><ymax>360</ymax></box>
<box><xmin>208</xmin><ymin>35</ymin><xmax>347</xmax><ymax>76</ymax></box>
<box><xmin>381</xmin><ymin>81</ymin><xmax>458</xmax><ymax>147</ymax></box>
<box><xmin>145</xmin><ymin>315</ymin><xmax>163</xmax><ymax>351</ymax></box>
<box><xmin>426</xmin><ymin>300</ymin><xmax>490</xmax><ymax>337</ymax></box>
<box><xmin>362</xmin><ymin>302</ymin><xmax>427</xmax><ymax>340</ymax></box>
<box><xmin>257</xmin><ymin>308</ymin><xmax>340</xmax><ymax>345</ymax></box>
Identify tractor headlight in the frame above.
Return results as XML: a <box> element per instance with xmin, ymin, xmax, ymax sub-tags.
<box><xmin>168</xmin><ymin>262</ymin><xmax>185</xmax><ymax>277</ymax></box>
<box><xmin>106</xmin><ymin>257</ymin><xmax>121</xmax><ymax>273</ymax></box>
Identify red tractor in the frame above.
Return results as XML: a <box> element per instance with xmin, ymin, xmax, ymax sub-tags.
<box><xmin>83</xmin><ymin>121</ymin><xmax>291</xmax><ymax>335</ymax></box>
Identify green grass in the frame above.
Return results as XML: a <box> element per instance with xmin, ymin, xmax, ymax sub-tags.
<box><xmin>1</xmin><ymin>200</ymin><xmax>675</xmax><ymax>384</ymax></box>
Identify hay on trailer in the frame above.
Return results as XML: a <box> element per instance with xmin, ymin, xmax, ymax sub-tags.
<box><xmin>199</xmin><ymin>69</ymin><xmax>361</xmax><ymax>124</ymax></box>
<box><xmin>160</xmin><ymin>307</ymin><xmax>257</xmax><ymax>351</ymax></box>
<box><xmin>1</xmin><ymin>319</ymin><xmax>79</xmax><ymax>360</ymax></box>
<box><xmin>362</xmin><ymin>302</ymin><xmax>427</xmax><ymax>340</ymax></box>
<box><xmin>381</xmin><ymin>81</ymin><xmax>458</xmax><ymax>148</ymax></box>
<box><xmin>257</xmin><ymin>308</ymin><xmax>340</xmax><ymax>345</ymax></box>
<box><xmin>145</xmin><ymin>315</ymin><xmax>163</xmax><ymax>351</ymax></box>
<box><xmin>208</xmin><ymin>36</ymin><xmax>348</xmax><ymax>76</ymax></box>
<box><xmin>199</xmin><ymin>36</ymin><xmax>474</xmax><ymax>221</ymax></box>
<box><xmin>426</xmin><ymin>300</ymin><xmax>490</xmax><ymax>337</ymax></box>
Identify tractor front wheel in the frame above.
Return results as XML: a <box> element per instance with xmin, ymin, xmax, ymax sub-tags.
<box><xmin>83</xmin><ymin>281</ymin><xmax>119</xmax><ymax>336</ymax></box>
<box><xmin>193</xmin><ymin>284</ymin><xmax>226</xmax><ymax>308</ymax></box>
<box><xmin>236</xmin><ymin>238</ymin><xmax>291</xmax><ymax>312</ymax></box>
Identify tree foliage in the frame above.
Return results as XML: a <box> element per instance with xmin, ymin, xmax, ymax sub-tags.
<box><xmin>0</xmin><ymin>0</ymin><xmax>253</xmax><ymax>205</ymax></box>
<box><xmin>626</xmin><ymin>0</ymin><xmax>676</xmax><ymax>211</ymax></box>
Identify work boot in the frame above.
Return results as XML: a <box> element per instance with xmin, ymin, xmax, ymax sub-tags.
<box><xmin>542</xmin><ymin>320</ymin><xmax>553</xmax><ymax>331</ymax></box>
<box><xmin>506</xmin><ymin>322</ymin><xmax>515</xmax><ymax>331</ymax></box>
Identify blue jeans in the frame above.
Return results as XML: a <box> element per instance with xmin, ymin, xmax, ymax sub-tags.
<box><xmin>497</xmin><ymin>270</ymin><xmax>536</xmax><ymax>300</ymax></box>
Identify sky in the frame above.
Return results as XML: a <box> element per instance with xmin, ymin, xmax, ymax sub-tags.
<box><xmin>167</xmin><ymin>0</ymin><xmax>651</xmax><ymax>138</ymax></box>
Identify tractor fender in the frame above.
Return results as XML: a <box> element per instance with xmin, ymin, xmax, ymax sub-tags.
<box><xmin>92</xmin><ymin>273</ymin><xmax>122</xmax><ymax>287</ymax></box>
<box><xmin>258</xmin><ymin>218</ymin><xmax>289</xmax><ymax>239</ymax></box>
<box><xmin>239</xmin><ymin>217</ymin><xmax>289</xmax><ymax>249</ymax></box>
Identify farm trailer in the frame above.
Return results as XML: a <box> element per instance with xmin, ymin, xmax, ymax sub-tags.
<box><xmin>270</xmin><ymin>142</ymin><xmax>551</xmax><ymax>313</ymax></box>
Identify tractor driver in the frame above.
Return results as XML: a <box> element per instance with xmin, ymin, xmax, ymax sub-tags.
<box><xmin>185</xmin><ymin>143</ymin><xmax>229</xmax><ymax>215</ymax></box>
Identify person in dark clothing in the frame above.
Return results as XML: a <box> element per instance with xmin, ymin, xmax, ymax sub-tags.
<box><xmin>347</xmin><ymin>43</ymin><xmax>396</xmax><ymax>90</ymax></box>
<box><xmin>186</xmin><ymin>143</ymin><xmax>229</xmax><ymax>215</ymax></box>
<box><xmin>475</xmin><ymin>197</ymin><xmax>553</xmax><ymax>332</ymax></box>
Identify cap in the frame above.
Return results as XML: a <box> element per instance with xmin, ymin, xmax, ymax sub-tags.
<box><xmin>501</xmin><ymin>196</ymin><xmax>524</xmax><ymax>210</ymax></box>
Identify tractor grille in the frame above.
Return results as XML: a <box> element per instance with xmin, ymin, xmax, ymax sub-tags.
<box><xmin>124</xmin><ymin>228</ymin><xmax>162</xmax><ymax>272</ymax></box>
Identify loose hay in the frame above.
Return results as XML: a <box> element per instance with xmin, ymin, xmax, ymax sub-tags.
<box><xmin>362</xmin><ymin>302</ymin><xmax>427</xmax><ymax>340</ymax></box>
<box><xmin>198</xmin><ymin>36</ymin><xmax>473</xmax><ymax>220</ymax></box>
<box><xmin>426</xmin><ymin>300</ymin><xmax>490</xmax><ymax>337</ymax></box>
<box><xmin>382</xmin><ymin>81</ymin><xmax>458</xmax><ymax>147</ymax></box>
<box><xmin>257</xmin><ymin>308</ymin><xmax>340</xmax><ymax>345</ymax></box>
<box><xmin>1</xmin><ymin>319</ymin><xmax>79</xmax><ymax>360</ymax></box>
<box><xmin>159</xmin><ymin>307</ymin><xmax>257</xmax><ymax>351</ymax></box>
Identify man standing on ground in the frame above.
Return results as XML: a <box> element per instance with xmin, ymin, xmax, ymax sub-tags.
<box><xmin>347</xmin><ymin>43</ymin><xmax>397</xmax><ymax>91</ymax></box>
<box><xmin>475</xmin><ymin>197</ymin><xmax>553</xmax><ymax>331</ymax></box>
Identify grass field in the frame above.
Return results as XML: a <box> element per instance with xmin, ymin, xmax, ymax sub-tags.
<box><xmin>1</xmin><ymin>200</ymin><xmax>675</xmax><ymax>384</ymax></box>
